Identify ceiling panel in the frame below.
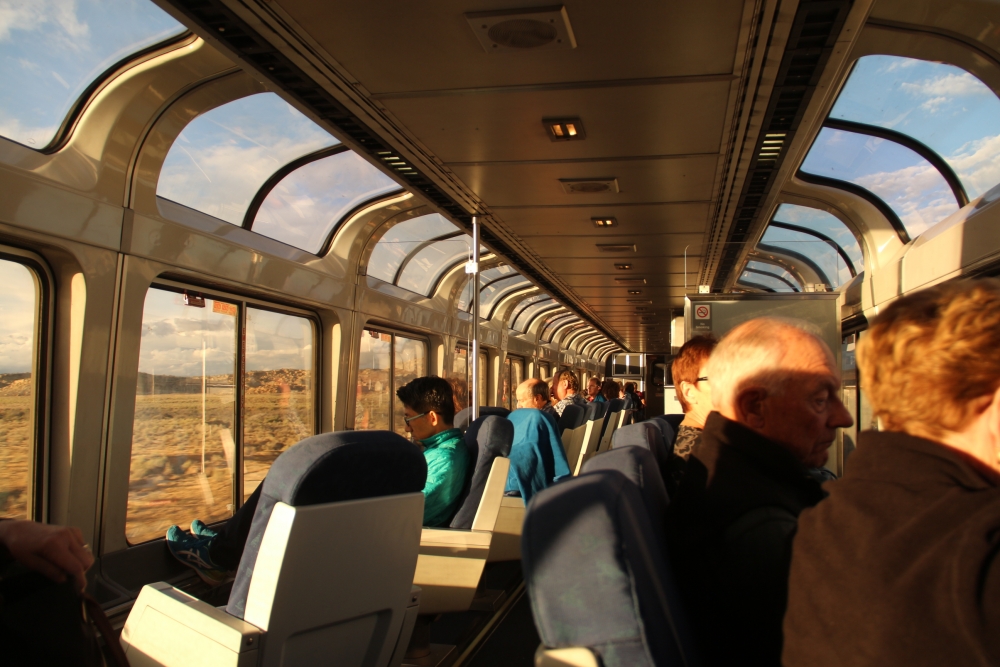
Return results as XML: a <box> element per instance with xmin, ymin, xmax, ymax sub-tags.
<box><xmin>383</xmin><ymin>82</ymin><xmax>731</xmax><ymax>163</ymax></box>
<box><xmin>450</xmin><ymin>156</ymin><xmax>719</xmax><ymax>205</ymax></box>
<box><xmin>495</xmin><ymin>202</ymin><xmax>710</xmax><ymax>235</ymax></box>
<box><xmin>278</xmin><ymin>0</ymin><xmax>746</xmax><ymax>93</ymax></box>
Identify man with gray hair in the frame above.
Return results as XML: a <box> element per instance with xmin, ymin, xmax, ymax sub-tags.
<box><xmin>665</xmin><ymin>317</ymin><xmax>853</xmax><ymax>667</ymax></box>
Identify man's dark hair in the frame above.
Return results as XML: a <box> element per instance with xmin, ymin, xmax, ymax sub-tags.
<box><xmin>527</xmin><ymin>378</ymin><xmax>550</xmax><ymax>402</ymax></box>
<box><xmin>396</xmin><ymin>376</ymin><xmax>455</xmax><ymax>424</ymax></box>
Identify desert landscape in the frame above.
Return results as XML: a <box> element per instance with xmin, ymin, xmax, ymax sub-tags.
<box><xmin>0</xmin><ymin>372</ymin><xmax>33</xmax><ymax>518</ymax></box>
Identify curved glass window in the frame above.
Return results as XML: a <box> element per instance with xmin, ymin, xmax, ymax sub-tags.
<box><xmin>831</xmin><ymin>55</ymin><xmax>1000</xmax><ymax>200</ymax></box>
<box><xmin>457</xmin><ymin>265</ymin><xmax>518</xmax><ymax>313</ymax></box>
<box><xmin>479</xmin><ymin>275</ymin><xmax>531</xmax><ymax>315</ymax></box>
<box><xmin>801</xmin><ymin>127</ymin><xmax>958</xmax><ymax>238</ymax></box>
<box><xmin>740</xmin><ymin>260</ymin><xmax>801</xmax><ymax>292</ymax></box>
<box><xmin>514</xmin><ymin>298</ymin><xmax>557</xmax><ymax>332</ymax></box>
<box><xmin>768</xmin><ymin>204</ymin><xmax>862</xmax><ymax>284</ymax></box>
<box><xmin>397</xmin><ymin>236</ymin><xmax>470</xmax><ymax>295</ymax></box>
<box><xmin>0</xmin><ymin>0</ymin><xmax>185</xmax><ymax>149</ymax></box>
<box><xmin>534</xmin><ymin>309</ymin><xmax>570</xmax><ymax>336</ymax></box>
<box><xmin>542</xmin><ymin>314</ymin><xmax>579</xmax><ymax>341</ymax></box>
<box><xmin>368</xmin><ymin>214</ymin><xmax>461</xmax><ymax>285</ymax></box>
<box><xmin>558</xmin><ymin>323</ymin><xmax>589</xmax><ymax>345</ymax></box>
<box><xmin>157</xmin><ymin>93</ymin><xmax>338</xmax><ymax>226</ymax></box>
<box><xmin>251</xmin><ymin>150</ymin><xmax>399</xmax><ymax>253</ymax></box>
<box><xmin>509</xmin><ymin>294</ymin><xmax>550</xmax><ymax>328</ymax></box>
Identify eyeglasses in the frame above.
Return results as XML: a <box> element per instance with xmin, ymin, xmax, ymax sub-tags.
<box><xmin>696</xmin><ymin>377</ymin><xmax>709</xmax><ymax>383</ymax></box>
<box><xmin>402</xmin><ymin>411</ymin><xmax>428</xmax><ymax>425</ymax></box>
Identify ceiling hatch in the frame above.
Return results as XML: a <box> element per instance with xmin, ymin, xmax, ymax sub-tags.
<box><xmin>466</xmin><ymin>6</ymin><xmax>577</xmax><ymax>52</ymax></box>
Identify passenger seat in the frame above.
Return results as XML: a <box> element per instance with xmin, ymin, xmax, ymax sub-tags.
<box><xmin>121</xmin><ymin>431</ymin><xmax>427</xmax><ymax>667</ymax></box>
<box><xmin>523</xmin><ymin>470</ymin><xmax>700</xmax><ymax>667</ymax></box>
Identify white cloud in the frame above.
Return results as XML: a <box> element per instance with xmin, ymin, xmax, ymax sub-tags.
<box><xmin>855</xmin><ymin>162</ymin><xmax>959</xmax><ymax>237</ymax></box>
<box><xmin>948</xmin><ymin>133</ymin><xmax>1000</xmax><ymax>199</ymax></box>
<box><xmin>0</xmin><ymin>0</ymin><xmax>89</xmax><ymax>47</ymax></box>
<box><xmin>901</xmin><ymin>72</ymin><xmax>988</xmax><ymax>100</ymax></box>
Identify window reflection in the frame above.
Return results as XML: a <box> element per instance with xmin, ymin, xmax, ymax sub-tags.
<box><xmin>243</xmin><ymin>308</ymin><xmax>315</xmax><ymax>501</ymax></box>
<box><xmin>397</xmin><ymin>236</ymin><xmax>470</xmax><ymax>295</ymax></box>
<box><xmin>0</xmin><ymin>0</ymin><xmax>185</xmax><ymax>149</ymax></box>
<box><xmin>356</xmin><ymin>330</ymin><xmax>391</xmax><ymax>431</ymax></box>
<box><xmin>393</xmin><ymin>335</ymin><xmax>427</xmax><ymax>437</ymax></box>
<box><xmin>0</xmin><ymin>259</ymin><xmax>38</xmax><ymax>519</ymax></box>
<box><xmin>770</xmin><ymin>203</ymin><xmax>862</xmax><ymax>281</ymax></box>
<box><xmin>127</xmin><ymin>288</ymin><xmax>238</xmax><ymax>544</ymax></box>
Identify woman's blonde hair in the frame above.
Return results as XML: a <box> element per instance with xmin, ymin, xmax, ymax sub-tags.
<box><xmin>858</xmin><ymin>278</ymin><xmax>1000</xmax><ymax>436</ymax></box>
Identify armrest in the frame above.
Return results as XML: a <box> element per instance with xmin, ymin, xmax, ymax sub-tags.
<box><xmin>420</xmin><ymin>527</ymin><xmax>492</xmax><ymax>551</ymax></box>
<box><xmin>122</xmin><ymin>582</ymin><xmax>261</xmax><ymax>667</ymax></box>
<box><xmin>500</xmin><ymin>495</ymin><xmax>525</xmax><ymax>509</ymax></box>
<box><xmin>535</xmin><ymin>646</ymin><xmax>601</xmax><ymax>667</ymax></box>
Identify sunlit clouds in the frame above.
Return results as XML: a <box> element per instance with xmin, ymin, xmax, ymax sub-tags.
<box><xmin>0</xmin><ymin>260</ymin><xmax>37</xmax><ymax>374</ymax></box>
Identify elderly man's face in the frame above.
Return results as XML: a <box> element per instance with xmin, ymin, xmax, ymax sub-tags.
<box><xmin>737</xmin><ymin>335</ymin><xmax>853</xmax><ymax>468</ymax></box>
<box><xmin>516</xmin><ymin>380</ymin><xmax>549</xmax><ymax>410</ymax></box>
<box><xmin>587</xmin><ymin>378</ymin><xmax>600</xmax><ymax>398</ymax></box>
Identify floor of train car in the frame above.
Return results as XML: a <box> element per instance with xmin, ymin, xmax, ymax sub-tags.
<box><xmin>109</xmin><ymin>559</ymin><xmax>539</xmax><ymax>667</ymax></box>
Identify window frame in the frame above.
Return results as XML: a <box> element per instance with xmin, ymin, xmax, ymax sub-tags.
<box><xmin>126</xmin><ymin>279</ymin><xmax>321</xmax><ymax>542</ymax></box>
<box><xmin>0</xmin><ymin>246</ymin><xmax>53</xmax><ymax>521</ymax></box>
<box><xmin>355</xmin><ymin>323</ymin><xmax>430</xmax><ymax>433</ymax></box>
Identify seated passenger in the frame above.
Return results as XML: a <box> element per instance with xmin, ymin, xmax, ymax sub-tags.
<box><xmin>600</xmin><ymin>379</ymin><xmax>620</xmax><ymax>402</ymax></box>
<box><xmin>165</xmin><ymin>376</ymin><xmax>468</xmax><ymax>583</ymax></box>
<box><xmin>784</xmin><ymin>280</ymin><xmax>1000</xmax><ymax>667</ymax></box>
<box><xmin>0</xmin><ymin>520</ymin><xmax>93</xmax><ymax>591</ymax></box>
<box><xmin>586</xmin><ymin>376</ymin><xmax>605</xmax><ymax>403</ymax></box>
<box><xmin>516</xmin><ymin>378</ymin><xmax>556</xmax><ymax>423</ymax></box>
<box><xmin>506</xmin><ymin>383</ymin><xmax>572</xmax><ymax>502</ymax></box>
<box><xmin>550</xmin><ymin>370</ymin><xmax>588</xmax><ymax>417</ymax></box>
<box><xmin>670</xmin><ymin>335</ymin><xmax>718</xmax><ymax>460</ymax></box>
<box><xmin>623</xmin><ymin>381</ymin><xmax>644</xmax><ymax>419</ymax></box>
<box><xmin>666</xmin><ymin>318</ymin><xmax>852</xmax><ymax>667</ymax></box>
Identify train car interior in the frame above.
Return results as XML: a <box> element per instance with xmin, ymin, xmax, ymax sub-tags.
<box><xmin>1</xmin><ymin>0</ymin><xmax>999</xmax><ymax>664</ymax></box>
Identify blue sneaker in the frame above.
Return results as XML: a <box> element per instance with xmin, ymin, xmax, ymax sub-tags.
<box><xmin>165</xmin><ymin>525</ymin><xmax>229</xmax><ymax>585</ymax></box>
<box><xmin>190</xmin><ymin>519</ymin><xmax>217</xmax><ymax>538</ymax></box>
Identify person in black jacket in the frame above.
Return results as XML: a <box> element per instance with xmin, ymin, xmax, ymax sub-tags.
<box><xmin>666</xmin><ymin>317</ymin><xmax>853</xmax><ymax>667</ymax></box>
<box><xmin>784</xmin><ymin>279</ymin><xmax>1000</xmax><ymax>667</ymax></box>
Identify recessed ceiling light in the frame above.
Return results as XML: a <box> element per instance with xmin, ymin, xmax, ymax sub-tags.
<box><xmin>592</xmin><ymin>217</ymin><xmax>617</xmax><ymax>228</ymax></box>
<box><xmin>627</xmin><ymin>289</ymin><xmax>642</xmax><ymax>295</ymax></box>
<box><xmin>614</xmin><ymin>263</ymin><xmax>632</xmax><ymax>270</ymax></box>
<box><xmin>597</xmin><ymin>244</ymin><xmax>635</xmax><ymax>253</ymax></box>
<box><xmin>544</xmin><ymin>117</ymin><xmax>586</xmax><ymax>141</ymax></box>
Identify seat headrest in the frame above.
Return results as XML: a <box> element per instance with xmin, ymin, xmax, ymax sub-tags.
<box><xmin>227</xmin><ymin>430</ymin><xmax>426</xmax><ymax>618</ymax></box>
<box><xmin>455</xmin><ymin>405</ymin><xmax>511</xmax><ymax>430</ymax></box>
<box><xmin>612</xmin><ymin>422</ymin><xmax>669</xmax><ymax>480</ymax></box>
<box><xmin>558</xmin><ymin>404</ymin><xmax>586</xmax><ymax>431</ymax></box>
<box><xmin>450</xmin><ymin>415</ymin><xmax>514</xmax><ymax>529</ymax></box>
<box><xmin>608</xmin><ymin>398</ymin><xmax>625</xmax><ymax>411</ymax></box>
<box><xmin>522</xmin><ymin>470</ymin><xmax>698</xmax><ymax>667</ymax></box>
<box><xmin>581</xmin><ymin>445</ymin><xmax>670</xmax><ymax>532</ymax></box>
<box><xmin>583</xmin><ymin>401</ymin><xmax>608</xmax><ymax>421</ymax></box>
<box><xmin>649</xmin><ymin>417</ymin><xmax>677</xmax><ymax>451</ymax></box>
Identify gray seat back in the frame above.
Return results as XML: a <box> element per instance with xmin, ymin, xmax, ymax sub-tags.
<box><xmin>558</xmin><ymin>404</ymin><xmax>586</xmax><ymax>433</ymax></box>
<box><xmin>455</xmin><ymin>406</ymin><xmax>511</xmax><ymax>431</ymax></box>
<box><xmin>227</xmin><ymin>430</ymin><xmax>426</xmax><ymax>618</ymax></box>
<box><xmin>522</xmin><ymin>470</ymin><xmax>700</xmax><ymax>667</ymax></box>
<box><xmin>581</xmin><ymin>445</ymin><xmax>670</xmax><ymax>532</ymax></box>
<box><xmin>450</xmin><ymin>415</ymin><xmax>514</xmax><ymax>529</ymax></box>
<box><xmin>612</xmin><ymin>421</ymin><xmax>670</xmax><ymax>481</ymax></box>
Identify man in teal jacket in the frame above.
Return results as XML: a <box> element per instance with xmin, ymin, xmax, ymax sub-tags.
<box><xmin>396</xmin><ymin>376</ymin><xmax>469</xmax><ymax>527</ymax></box>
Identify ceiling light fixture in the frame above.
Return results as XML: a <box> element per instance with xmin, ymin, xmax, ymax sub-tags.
<box><xmin>615</xmin><ymin>277</ymin><xmax>646</xmax><ymax>285</ymax></box>
<box><xmin>544</xmin><ymin>117</ymin><xmax>586</xmax><ymax>141</ymax></box>
<box><xmin>627</xmin><ymin>289</ymin><xmax>642</xmax><ymax>295</ymax></box>
<box><xmin>592</xmin><ymin>217</ymin><xmax>617</xmax><ymax>228</ymax></box>
<box><xmin>614</xmin><ymin>263</ymin><xmax>632</xmax><ymax>270</ymax></box>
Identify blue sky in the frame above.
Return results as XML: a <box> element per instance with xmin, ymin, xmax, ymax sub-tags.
<box><xmin>367</xmin><ymin>214</ymin><xmax>460</xmax><ymax>283</ymax></box>
<box><xmin>0</xmin><ymin>0</ymin><xmax>183</xmax><ymax>147</ymax></box>
<box><xmin>763</xmin><ymin>203</ymin><xmax>864</xmax><ymax>286</ymax></box>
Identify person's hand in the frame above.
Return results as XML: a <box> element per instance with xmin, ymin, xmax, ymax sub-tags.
<box><xmin>0</xmin><ymin>520</ymin><xmax>94</xmax><ymax>591</ymax></box>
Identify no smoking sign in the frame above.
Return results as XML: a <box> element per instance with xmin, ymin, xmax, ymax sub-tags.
<box><xmin>695</xmin><ymin>304</ymin><xmax>711</xmax><ymax>320</ymax></box>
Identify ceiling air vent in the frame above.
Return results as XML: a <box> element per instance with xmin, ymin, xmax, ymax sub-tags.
<box><xmin>467</xmin><ymin>6</ymin><xmax>577</xmax><ymax>52</ymax></box>
<box><xmin>596</xmin><ymin>244</ymin><xmax>635</xmax><ymax>253</ymax></box>
<box><xmin>560</xmin><ymin>178</ymin><xmax>619</xmax><ymax>194</ymax></box>
<box><xmin>614</xmin><ymin>277</ymin><xmax>646</xmax><ymax>285</ymax></box>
